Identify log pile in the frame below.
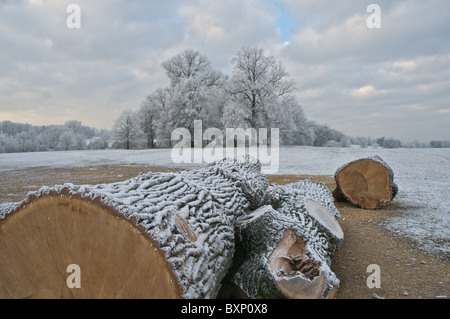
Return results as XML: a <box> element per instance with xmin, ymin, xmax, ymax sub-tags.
<box><xmin>0</xmin><ymin>156</ymin><xmax>347</xmax><ymax>299</ymax></box>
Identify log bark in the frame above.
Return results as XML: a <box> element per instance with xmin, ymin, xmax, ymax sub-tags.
<box><xmin>230</xmin><ymin>180</ymin><xmax>343</xmax><ymax>299</ymax></box>
<box><xmin>0</xmin><ymin>157</ymin><xmax>268</xmax><ymax>299</ymax></box>
<box><xmin>333</xmin><ymin>155</ymin><xmax>398</xmax><ymax>209</ymax></box>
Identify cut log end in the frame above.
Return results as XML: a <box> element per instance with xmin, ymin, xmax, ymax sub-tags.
<box><xmin>0</xmin><ymin>196</ymin><xmax>181</xmax><ymax>299</ymax></box>
<box><xmin>334</xmin><ymin>156</ymin><xmax>397</xmax><ymax>209</ymax></box>
<box><xmin>232</xmin><ymin>189</ymin><xmax>342</xmax><ymax>299</ymax></box>
<box><xmin>305</xmin><ymin>199</ymin><xmax>344</xmax><ymax>241</ymax></box>
<box><xmin>1</xmin><ymin>159</ymin><xmax>270</xmax><ymax>299</ymax></box>
<box><xmin>269</xmin><ymin>229</ymin><xmax>326</xmax><ymax>299</ymax></box>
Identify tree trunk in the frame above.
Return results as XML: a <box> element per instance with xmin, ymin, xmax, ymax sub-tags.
<box><xmin>146</xmin><ymin>133</ymin><xmax>154</xmax><ymax>149</ymax></box>
<box><xmin>229</xmin><ymin>180</ymin><xmax>343</xmax><ymax>299</ymax></box>
<box><xmin>0</xmin><ymin>157</ymin><xmax>268</xmax><ymax>299</ymax></box>
<box><xmin>332</xmin><ymin>156</ymin><xmax>398</xmax><ymax>209</ymax></box>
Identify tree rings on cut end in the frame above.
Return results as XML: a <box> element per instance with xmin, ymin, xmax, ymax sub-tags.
<box><xmin>334</xmin><ymin>157</ymin><xmax>396</xmax><ymax>209</ymax></box>
<box><xmin>0</xmin><ymin>196</ymin><xmax>181</xmax><ymax>299</ymax></box>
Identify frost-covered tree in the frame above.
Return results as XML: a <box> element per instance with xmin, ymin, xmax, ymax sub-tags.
<box><xmin>0</xmin><ymin>120</ymin><xmax>101</xmax><ymax>153</ymax></box>
<box><xmin>138</xmin><ymin>90</ymin><xmax>166</xmax><ymax>149</ymax></box>
<box><xmin>224</xmin><ymin>46</ymin><xmax>294</xmax><ymax>130</ymax></box>
<box><xmin>382</xmin><ymin>137</ymin><xmax>401</xmax><ymax>149</ymax></box>
<box><xmin>57</xmin><ymin>131</ymin><xmax>76</xmax><ymax>151</ymax></box>
<box><xmin>0</xmin><ymin>134</ymin><xmax>7</xmax><ymax>153</ymax></box>
<box><xmin>309</xmin><ymin>122</ymin><xmax>349</xmax><ymax>147</ymax></box>
<box><xmin>64</xmin><ymin>120</ymin><xmax>95</xmax><ymax>139</ymax></box>
<box><xmin>113</xmin><ymin>110</ymin><xmax>144</xmax><ymax>150</ymax></box>
<box><xmin>356</xmin><ymin>137</ymin><xmax>368</xmax><ymax>148</ymax></box>
<box><xmin>87</xmin><ymin>137</ymin><xmax>107</xmax><ymax>150</ymax></box>
<box><xmin>74</xmin><ymin>133</ymin><xmax>87</xmax><ymax>150</ymax></box>
<box><xmin>159</xmin><ymin>50</ymin><xmax>227</xmax><ymax>144</ymax></box>
<box><xmin>162</xmin><ymin>49</ymin><xmax>223</xmax><ymax>88</ymax></box>
<box><xmin>134</xmin><ymin>47</ymin><xmax>349</xmax><ymax>148</ymax></box>
<box><xmin>0</xmin><ymin>121</ymin><xmax>32</xmax><ymax>137</ymax></box>
<box><xmin>150</xmin><ymin>88</ymin><xmax>173</xmax><ymax>147</ymax></box>
<box><xmin>16</xmin><ymin>131</ymin><xmax>32</xmax><ymax>152</ymax></box>
<box><xmin>275</xmin><ymin>95</ymin><xmax>313</xmax><ymax>145</ymax></box>
<box><xmin>376</xmin><ymin>137</ymin><xmax>386</xmax><ymax>147</ymax></box>
<box><xmin>38</xmin><ymin>126</ymin><xmax>65</xmax><ymax>150</ymax></box>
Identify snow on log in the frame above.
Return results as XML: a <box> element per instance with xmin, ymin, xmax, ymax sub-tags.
<box><xmin>0</xmin><ymin>157</ymin><xmax>268</xmax><ymax>299</ymax></box>
<box><xmin>332</xmin><ymin>156</ymin><xmax>398</xmax><ymax>209</ymax></box>
<box><xmin>231</xmin><ymin>180</ymin><xmax>343</xmax><ymax>299</ymax></box>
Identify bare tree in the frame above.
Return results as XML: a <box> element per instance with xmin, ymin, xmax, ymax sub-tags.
<box><xmin>57</xmin><ymin>131</ymin><xmax>76</xmax><ymax>151</ymax></box>
<box><xmin>139</xmin><ymin>93</ymin><xmax>164</xmax><ymax>149</ymax></box>
<box><xmin>113</xmin><ymin>110</ymin><xmax>143</xmax><ymax>150</ymax></box>
<box><xmin>225</xmin><ymin>46</ymin><xmax>295</xmax><ymax>129</ymax></box>
<box><xmin>159</xmin><ymin>50</ymin><xmax>227</xmax><ymax>144</ymax></box>
<box><xmin>161</xmin><ymin>49</ymin><xmax>222</xmax><ymax>87</ymax></box>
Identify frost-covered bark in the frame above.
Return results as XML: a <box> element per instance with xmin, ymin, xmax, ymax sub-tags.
<box><xmin>265</xmin><ymin>179</ymin><xmax>341</xmax><ymax>220</ymax></box>
<box><xmin>2</xmin><ymin>158</ymin><xmax>344</xmax><ymax>299</ymax></box>
<box><xmin>0</xmin><ymin>202</ymin><xmax>18</xmax><ymax>220</ymax></box>
<box><xmin>0</xmin><ymin>157</ymin><xmax>268</xmax><ymax>299</ymax></box>
<box><xmin>232</xmin><ymin>180</ymin><xmax>343</xmax><ymax>299</ymax></box>
<box><xmin>267</xmin><ymin>180</ymin><xmax>343</xmax><ymax>256</ymax></box>
<box><xmin>233</xmin><ymin>206</ymin><xmax>300</xmax><ymax>299</ymax></box>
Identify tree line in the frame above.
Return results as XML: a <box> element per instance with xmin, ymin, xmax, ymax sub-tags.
<box><xmin>2</xmin><ymin>47</ymin><xmax>447</xmax><ymax>153</ymax></box>
<box><xmin>112</xmin><ymin>47</ymin><xmax>350</xmax><ymax>149</ymax></box>
<box><xmin>1</xmin><ymin>118</ymin><xmax>447</xmax><ymax>154</ymax></box>
<box><xmin>0</xmin><ymin>120</ymin><xmax>109</xmax><ymax>153</ymax></box>
<box><xmin>348</xmin><ymin>136</ymin><xmax>450</xmax><ymax>149</ymax></box>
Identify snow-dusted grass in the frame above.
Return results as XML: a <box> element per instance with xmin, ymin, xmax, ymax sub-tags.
<box><xmin>0</xmin><ymin>148</ymin><xmax>196</xmax><ymax>172</ymax></box>
<box><xmin>1</xmin><ymin>146</ymin><xmax>449</xmax><ymax>255</ymax></box>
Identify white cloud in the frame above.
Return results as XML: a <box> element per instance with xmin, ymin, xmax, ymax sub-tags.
<box><xmin>28</xmin><ymin>0</ymin><xmax>45</xmax><ymax>7</ymax></box>
<box><xmin>351</xmin><ymin>85</ymin><xmax>376</xmax><ymax>98</ymax></box>
<box><xmin>408</xmin><ymin>104</ymin><xmax>428</xmax><ymax>111</ymax></box>
<box><xmin>0</xmin><ymin>0</ymin><xmax>449</xmax><ymax>141</ymax></box>
<box><xmin>393</xmin><ymin>60</ymin><xmax>417</xmax><ymax>71</ymax></box>
<box><xmin>178</xmin><ymin>0</ymin><xmax>281</xmax><ymax>68</ymax></box>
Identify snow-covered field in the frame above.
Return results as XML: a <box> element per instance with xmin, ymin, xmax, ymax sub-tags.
<box><xmin>0</xmin><ymin>146</ymin><xmax>449</xmax><ymax>255</ymax></box>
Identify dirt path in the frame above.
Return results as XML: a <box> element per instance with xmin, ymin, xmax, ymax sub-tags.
<box><xmin>1</xmin><ymin>165</ymin><xmax>448</xmax><ymax>299</ymax></box>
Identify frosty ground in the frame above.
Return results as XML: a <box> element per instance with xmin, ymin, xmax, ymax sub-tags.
<box><xmin>0</xmin><ymin>146</ymin><xmax>449</xmax><ymax>257</ymax></box>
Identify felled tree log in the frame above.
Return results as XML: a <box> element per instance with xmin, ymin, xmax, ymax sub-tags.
<box><xmin>231</xmin><ymin>180</ymin><xmax>343</xmax><ymax>299</ymax></box>
<box><xmin>0</xmin><ymin>158</ymin><xmax>268</xmax><ymax>299</ymax></box>
<box><xmin>332</xmin><ymin>156</ymin><xmax>398</xmax><ymax>209</ymax></box>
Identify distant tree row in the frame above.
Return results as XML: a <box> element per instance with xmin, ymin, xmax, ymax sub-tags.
<box><xmin>112</xmin><ymin>47</ymin><xmax>350</xmax><ymax>149</ymax></box>
<box><xmin>349</xmin><ymin>136</ymin><xmax>450</xmax><ymax>149</ymax></box>
<box><xmin>1</xmin><ymin>118</ymin><xmax>446</xmax><ymax>153</ymax></box>
<box><xmin>429</xmin><ymin>140</ymin><xmax>450</xmax><ymax>148</ymax></box>
<box><xmin>0</xmin><ymin>120</ymin><xmax>110</xmax><ymax>153</ymax></box>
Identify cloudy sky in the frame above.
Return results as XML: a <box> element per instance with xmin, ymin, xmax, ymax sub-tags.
<box><xmin>1</xmin><ymin>0</ymin><xmax>449</xmax><ymax>142</ymax></box>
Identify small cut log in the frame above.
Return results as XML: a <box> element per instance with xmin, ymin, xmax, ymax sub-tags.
<box><xmin>332</xmin><ymin>155</ymin><xmax>398</xmax><ymax>209</ymax></box>
<box><xmin>231</xmin><ymin>180</ymin><xmax>343</xmax><ymax>299</ymax></box>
